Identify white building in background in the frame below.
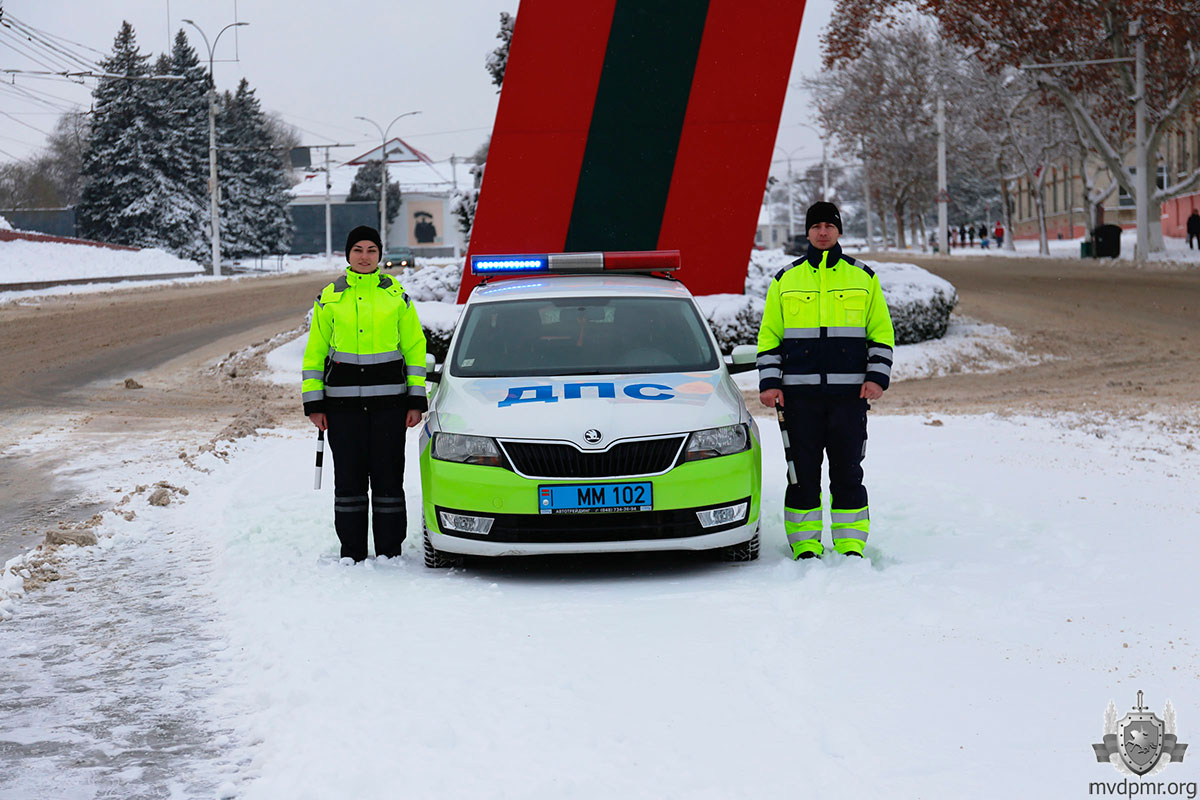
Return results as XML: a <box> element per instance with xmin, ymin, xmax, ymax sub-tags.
<box><xmin>755</xmin><ymin>202</ymin><xmax>789</xmax><ymax>250</ymax></box>
<box><xmin>290</xmin><ymin>137</ymin><xmax>467</xmax><ymax>256</ymax></box>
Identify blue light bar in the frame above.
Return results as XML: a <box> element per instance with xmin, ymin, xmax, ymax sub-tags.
<box><xmin>471</xmin><ymin>255</ymin><xmax>549</xmax><ymax>274</ymax></box>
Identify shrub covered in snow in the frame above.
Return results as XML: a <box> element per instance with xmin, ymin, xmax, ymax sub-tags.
<box><xmin>403</xmin><ymin>258</ymin><xmax>463</xmax><ymax>303</ymax></box>
<box><xmin>401</xmin><ymin>260</ymin><xmax>464</xmax><ymax>362</ymax></box>
<box><xmin>875</xmin><ymin>260</ymin><xmax>958</xmax><ymax>344</ymax></box>
<box><xmin>703</xmin><ymin>249</ymin><xmax>958</xmax><ymax>349</ymax></box>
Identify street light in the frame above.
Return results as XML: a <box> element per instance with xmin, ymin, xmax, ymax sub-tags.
<box><xmin>355</xmin><ymin>111</ymin><xmax>421</xmax><ymax>250</ymax></box>
<box><xmin>183</xmin><ymin>18</ymin><xmax>248</xmax><ymax>277</ymax></box>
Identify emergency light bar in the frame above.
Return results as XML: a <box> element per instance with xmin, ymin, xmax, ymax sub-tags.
<box><xmin>471</xmin><ymin>250</ymin><xmax>680</xmax><ymax>276</ymax></box>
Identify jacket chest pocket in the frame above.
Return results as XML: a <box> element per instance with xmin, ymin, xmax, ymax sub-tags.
<box><xmin>835</xmin><ymin>289</ymin><xmax>868</xmax><ymax>326</ymax></box>
<box><xmin>782</xmin><ymin>291</ymin><xmax>818</xmax><ymax>323</ymax></box>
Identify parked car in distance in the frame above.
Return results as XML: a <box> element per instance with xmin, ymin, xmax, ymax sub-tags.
<box><xmin>783</xmin><ymin>233</ymin><xmax>809</xmax><ymax>256</ymax></box>
<box><xmin>383</xmin><ymin>247</ymin><xmax>415</xmax><ymax>269</ymax></box>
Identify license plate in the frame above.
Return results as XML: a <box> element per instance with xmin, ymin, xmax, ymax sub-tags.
<box><xmin>538</xmin><ymin>482</ymin><xmax>652</xmax><ymax>514</ymax></box>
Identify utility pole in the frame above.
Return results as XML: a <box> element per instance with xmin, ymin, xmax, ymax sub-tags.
<box><xmin>325</xmin><ymin>146</ymin><xmax>332</xmax><ymax>263</ymax></box>
<box><xmin>862</xmin><ymin>142</ymin><xmax>874</xmax><ymax>247</ymax></box>
<box><xmin>355</xmin><ymin>111</ymin><xmax>421</xmax><ymax>250</ymax></box>
<box><xmin>1133</xmin><ymin>18</ymin><xmax>1149</xmax><ymax>260</ymax></box>
<box><xmin>936</xmin><ymin>92</ymin><xmax>948</xmax><ymax>255</ymax></box>
<box><xmin>821</xmin><ymin>136</ymin><xmax>829</xmax><ymax>202</ymax></box>
<box><xmin>183</xmin><ymin>18</ymin><xmax>249</xmax><ymax>277</ymax></box>
<box><xmin>311</xmin><ymin>144</ymin><xmax>358</xmax><ymax>263</ymax></box>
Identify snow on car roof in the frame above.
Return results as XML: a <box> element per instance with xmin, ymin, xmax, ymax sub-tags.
<box><xmin>468</xmin><ymin>273</ymin><xmax>694</xmax><ymax>304</ymax></box>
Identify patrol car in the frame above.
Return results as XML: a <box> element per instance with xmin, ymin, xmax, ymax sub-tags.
<box><xmin>418</xmin><ymin>250</ymin><xmax>762</xmax><ymax>567</ymax></box>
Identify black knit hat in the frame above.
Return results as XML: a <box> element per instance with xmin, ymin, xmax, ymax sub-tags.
<box><xmin>805</xmin><ymin>201</ymin><xmax>843</xmax><ymax>234</ymax></box>
<box><xmin>344</xmin><ymin>225</ymin><xmax>382</xmax><ymax>258</ymax></box>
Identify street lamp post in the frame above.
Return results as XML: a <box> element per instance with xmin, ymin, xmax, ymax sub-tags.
<box><xmin>355</xmin><ymin>111</ymin><xmax>421</xmax><ymax>250</ymax></box>
<box><xmin>182</xmin><ymin>19</ymin><xmax>248</xmax><ymax>277</ymax></box>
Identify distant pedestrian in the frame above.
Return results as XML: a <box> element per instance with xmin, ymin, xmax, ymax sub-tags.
<box><xmin>968</xmin><ymin>226</ymin><xmax>975</xmax><ymax>247</ymax></box>
<box><xmin>977</xmin><ymin>224</ymin><xmax>987</xmax><ymax>245</ymax></box>
<box><xmin>1187</xmin><ymin>209</ymin><xmax>1200</xmax><ymax>250</ymax></box>
<box><xmin>958</xmin><ymin>225</ymin><xmax>967</xmax><ymax>248</ymax></box>
<box><xmin>994</xmin><ymin>221</ymin><xmax>1005</xmax><ymax>248</ymax></box>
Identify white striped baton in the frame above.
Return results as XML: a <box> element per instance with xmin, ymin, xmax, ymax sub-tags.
<box><xmin>775</xmin><ymin>402</ymin><xmax>798</xmax><ymax>485</ymax></box>
<box><xmin>314</xmin><ymin>429</ymin><xmax>325</xmax><ymax>490</ymax></box>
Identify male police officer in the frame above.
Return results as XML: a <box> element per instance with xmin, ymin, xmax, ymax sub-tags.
<box><xmin>757</xmin><ymin>202</ymin><xmax>894</xmax><ymax>559</ymax></box>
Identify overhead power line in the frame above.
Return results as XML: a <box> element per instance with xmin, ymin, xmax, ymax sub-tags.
<box><xmin>0</xmin><ymin>68</ymin><xmax>183</xmax><ymax>82</ymax></box>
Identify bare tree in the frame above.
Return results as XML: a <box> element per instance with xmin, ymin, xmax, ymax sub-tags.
<box><xmin>825</xmin><ymin>0</ymin><xmax>1200</xmax><ymax>254</ymax></box>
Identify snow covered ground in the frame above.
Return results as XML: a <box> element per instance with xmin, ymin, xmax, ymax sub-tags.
<box><xmin>0</xmin><ymin>238</ymin><xmax>203</xmax><ymax>285</ymax></box>
<box><xmin>905</xmin><ymin>229</ymin><xmax>1200</xmax><ymax>265</ymax></box>
<box><xmin>3</xmin><ymin>326</ymin><xmax>1199</xmax><ymax>798</ymax></box>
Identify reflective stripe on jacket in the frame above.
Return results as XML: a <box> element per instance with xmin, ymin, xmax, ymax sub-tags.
<box><xmin>301</xmin><ymin>269</ymin><xmax>427</xmax><ymax>414</ymax></box>
<box><xmin>756</xmin><ymin>243</ymin><xmax>894</xmax><ymax>395</ymax></box>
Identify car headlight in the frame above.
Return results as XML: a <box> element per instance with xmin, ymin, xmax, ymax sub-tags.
<box><xmin>683</xmin><ymin>424</ymin><xmax>749</xmax><ymax>462</ymax></box>
<box><xmin>432</xmin><ymin>433</ymin><xmax>505</xmax><ymax>466</ymax></box>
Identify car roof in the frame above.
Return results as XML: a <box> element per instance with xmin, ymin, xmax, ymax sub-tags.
<box><xmin>468</xmin><ymin>274</ymin><xmax>694</xmax><ymax>305</ymax></box>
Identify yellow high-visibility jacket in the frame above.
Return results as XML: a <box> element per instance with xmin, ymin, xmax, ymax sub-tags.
<box><xmin>757</xmin><ymin>244</ymin><xmax>894</xmax><ymax>395</ymax></box>
<box><xmin>301</xmin><ymin>268</ymin><xmax>427</xmax><ymax>414</ymax></box>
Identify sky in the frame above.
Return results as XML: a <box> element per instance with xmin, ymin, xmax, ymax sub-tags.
<box><xmin>0</xmin><ymin>0</ymin><xmax>835</xmax><ymax>180</ymax></box>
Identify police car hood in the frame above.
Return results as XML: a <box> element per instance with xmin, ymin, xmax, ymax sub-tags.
<box><xmin>434</xmin><ymin>371</ymin><xmax>744</xmax><ymax>447</ymax></box>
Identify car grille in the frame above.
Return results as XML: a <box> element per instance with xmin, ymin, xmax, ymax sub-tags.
<box><xmin>500</xmin><ymin>436</ymin><xmax>686</xmax><ymax>478</ymax></box>
<box><xmin>435</xmin><ymin>499</ymin><xmax>750</xmax><ymax>543</ymax></box>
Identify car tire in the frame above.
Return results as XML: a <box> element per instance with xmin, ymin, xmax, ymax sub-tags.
<box><xmin>423</xmin><ymin>525</ymin><xmax>464</xmax><ymax>569</ymax></box>
<box><xmin>719</xmin><ymin>531</ymin><xmax>760</xmax><ymax>562</ymax></box>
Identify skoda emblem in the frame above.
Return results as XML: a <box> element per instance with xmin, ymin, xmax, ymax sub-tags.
<box><xmin>584</xmin><ymin>429</ymin><xmax>603</xmax><ymax>444</ymax></box>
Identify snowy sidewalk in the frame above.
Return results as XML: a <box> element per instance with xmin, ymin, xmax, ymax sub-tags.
<box><xmin>3</xmin><ymin>408</ymin><xmax>1199</xmax><ymax>798</ymax></box>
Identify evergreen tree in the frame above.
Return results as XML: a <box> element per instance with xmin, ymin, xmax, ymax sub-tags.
<box><xmin>485</xmin><ymin>12</ymin><xmax>514</xmax><ymax>91</ymax></box>
<box><xmin>346</xmin><ymin>161</ymin><xmax>400</xmax><ymax>225</ymax></box>
<box><xmin>216</xmin><ymin>78</ymin><xmax>293</xmax><ymax>258</ymax></box>
<box><xmin>76</xmin><ymin>22</ymin><xmax>174</xmax><ymax>248</ymax></box>
<box><xmin>149</xmin><ymin>31</ymin><xmax>211</xmax><ymax>261</ymax></box>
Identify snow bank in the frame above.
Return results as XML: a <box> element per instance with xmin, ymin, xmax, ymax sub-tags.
<box><xmin>945</xmin><ymin>229</ymin><xmax>1200</xmax><ymax>266</ymax></box>
<box><xmin>0</xmin><ymin>239</ymin><xmax>202</xmax><ymax>284</ymax></box>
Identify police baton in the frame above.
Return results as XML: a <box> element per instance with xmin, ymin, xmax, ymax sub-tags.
<box><xmin>774</xmin><ymin>402</ymin><xmax>798</xmax><ymax>486</ymax></box>
<box><xmin>313</xmin><ymin>429</ymin><xmax>325</xmax><ymax>490</ymax></box>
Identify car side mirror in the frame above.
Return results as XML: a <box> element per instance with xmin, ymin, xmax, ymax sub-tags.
<box><xmin>727</xmin><ymin>344</ymin><xmax>757</xmax><ymax>375</ymax></box>
<box><xmin>425</xmin><ymin>353</ymin><xmax>441</xmax><ymax>383</ymax></box>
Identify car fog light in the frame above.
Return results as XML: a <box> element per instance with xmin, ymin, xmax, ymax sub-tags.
<box><xmin>439</xmin><ymin>511</ymin><xmax>494</xmax><ymax>535</ymax></box>
<box><xmin>696</xmin><ymin>502</ymin><xmax>748</xmax><ymax>529</ymax></box>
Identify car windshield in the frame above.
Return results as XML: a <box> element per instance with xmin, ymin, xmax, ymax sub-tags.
<box><xmin>450</xmin><ymin>296</ymin><xmax>719</xmax><ymax>378</ymax></box>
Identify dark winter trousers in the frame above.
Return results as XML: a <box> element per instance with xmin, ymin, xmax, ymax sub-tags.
<box><xmin>325</xmin><ymin>407</ymin><xmax>408</xmax><ymax>561</ymax></box>
<box><xmin>1189</xmin><ymin>233</ymin><xmax>1199</xmax><ymax>250</ymax></box>
<box><xmin>781</xmin><ymin>393</ymin><xmax>870</xmax><ymax>555</ymax></box>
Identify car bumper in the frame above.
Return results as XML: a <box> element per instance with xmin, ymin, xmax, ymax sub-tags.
<box><xmin>419</xmin><ymin>440</ymin><xmax>761</xmax><ymax>557</ymax></box>
<box><xmin>428</xmin><ymin>519</ymin><xmax>759</xmax><ymax>557</ymax></box>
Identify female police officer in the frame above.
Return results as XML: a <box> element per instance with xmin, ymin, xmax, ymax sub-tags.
<box><xmin>302</xmin><ymin>226</ymin><xmax>427</xmax><ymax>561</ymax></box>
